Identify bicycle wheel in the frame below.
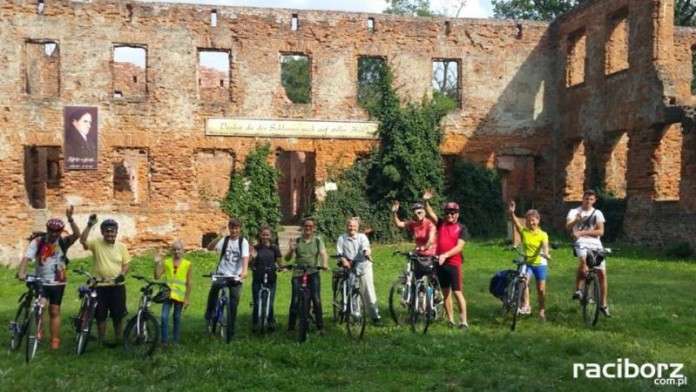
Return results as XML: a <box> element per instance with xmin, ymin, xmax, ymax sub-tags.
<box><xmin>422</xmin><ymin>285</ymin><xmax>435</xmax><ymax>334</ymax></box>
<box><xmin>124</xmin><ymin>312</ymin><xmax>159</xmax><ymax>357</ymax></box>
<box><xmin>582</xmin><ymin>274</ymin><xmax>601</xmax><ymax>326</ymax></box>
<box><xmin>76</xmin><ymin>300</ymin><xmax>95</xmax><ymax>355</ymax></box>
<box><xmin>332</xmin><ymin>281</ymin><xmax>345</xmax><ymax>323</ymax></box>
<box><xmin>500</xmin><ymin>279</ymin><xmax>515</xmax><ymax>317</ymax></box>
<box><xmin>298</xmin><ymin>292</ymin><xmax>310</xmax><ymax>343</ymax></box>
<box><xmin>388</xmin><ymin>277</ymin><xmax>409</xmax><ymax>325</ymax></box>
<box><xmin>430</xmin><ymin>277</ymin><xmax>444</xmax><ymax>322</ymax></box>
<box><xmin>346</xmin><ymin>290</ymin><xmax>366</xmax><ymax>340</ymax></box>
<box><xmin>10</xmin><ymin>298</ymin><xmax>29</xmax><ymax>352</ymax></box>
<box><xmin>511</xmin><ymin>280</ymin><xmax>524</xmax><ymax>331</ymax></box>
<box><xmin>25</xmin><ymin>307</ymin><xmax>41</xmax><ymax>363</ymax></box>
<box><xmin>410</xmin><ymin>284</ymin><xmax>428</xmax><ymax>334</ymax></box>
<box><xmin>259</xmin><ymin>290</ymin><xmax>269</xmax><ymax>334</ymax></box>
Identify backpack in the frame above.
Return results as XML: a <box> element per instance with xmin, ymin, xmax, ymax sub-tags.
<box><xmin>489</xmin><ymin>269</ymin><xmax>514</xmax><ymax>299</ymax></box>
<box><xmin>30</xmin><ymin>232</ymin><xmax>70</xmax><ymax>266</ymax></box>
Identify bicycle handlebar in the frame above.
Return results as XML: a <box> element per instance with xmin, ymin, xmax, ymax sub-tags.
<box><xmin>282</xmin><ymin>264</ymin><xmax>328</xmax><ymax>272</ymax></box>
<box><xmin>202</xmin><ymin>273</ymin><xmax>244</xmax><ymax>283</ymax></box>
<box><xmin>73</xmin><ymin>269</ymin><xmax>114</xmax><ymax>285</ymax></box>
<box><xmin>131</xmin><ymin>274</ymin><xmax>168</xmax><ymax>288</ymax></box>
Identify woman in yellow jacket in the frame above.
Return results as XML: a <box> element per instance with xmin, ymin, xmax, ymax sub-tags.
<box><xmin>154</xmin><ymin>240</ymin><xmax>191</xmax><ymax>346</ymax></box>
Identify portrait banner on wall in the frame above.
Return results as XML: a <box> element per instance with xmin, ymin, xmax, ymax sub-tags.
<box><xmin>64</xmin><ymin>106</ymin><xmax>98</xmax><ymax>170</ymax></box>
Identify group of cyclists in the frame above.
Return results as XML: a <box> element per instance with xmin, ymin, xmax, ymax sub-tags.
<box><xmin>15</xmin><ymin>188</ymin><xmax>609</xmax><ymax>349</ymax></box>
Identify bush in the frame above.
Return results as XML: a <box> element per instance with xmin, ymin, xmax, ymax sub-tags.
<box><xmin>663</xmin><ymin>241</ymin><xmax>693</xmax><ymax>258</ymax></box>
<box><xmin>221</xmin><ymin>143</ymin><xmax>281</xmax><ymax>239</ymax></box>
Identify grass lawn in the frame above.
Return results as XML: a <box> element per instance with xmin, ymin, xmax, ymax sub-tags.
<box><xmin>0</xmin><ymin>239</ymin><xmax>694</xmax><ymax>391</ymax></box>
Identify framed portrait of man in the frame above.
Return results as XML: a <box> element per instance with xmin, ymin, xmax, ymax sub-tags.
<box><xmin>64</xmin><ymin>106</ymin><xmax>98</xmax><ymax>170</ymax></box>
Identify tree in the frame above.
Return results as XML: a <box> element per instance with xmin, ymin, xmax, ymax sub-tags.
<box><xmin>384</xmin><ymin>0</ymin><xmax>436</xmax><ymax>16</ymax></box>
<box><xmin>492</xmin><ymin>0</ymin><xmax>590</xmax><ymax>21</ymax></box>
<box><xmin>676</xmin><ymin>0</ymin><xmax>696</xmax><ymax>26</ymax></box>
<box><xmin>280</xmin><ymin>54</ymin><xmax>310</xmax><ymax>104</ymax></box>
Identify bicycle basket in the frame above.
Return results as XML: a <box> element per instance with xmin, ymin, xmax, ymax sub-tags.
<box><xmin>152</xmin><ymin>286</ymin><xmax>171</xmax><ymax>304</ymax></box>
<box><xmin>413</xmin><ymin>256</ymin><xmax>434</xmax><ymax>276</ymax></box>
<box><xmin>332</xmin><ymin>268</ymin><xmax>346</xmax><ymax>280</ymax></box>
<box><xmin>77</xmin><ymin>285</ymin><xmax>90</xmax><ymax>299</ymax></box>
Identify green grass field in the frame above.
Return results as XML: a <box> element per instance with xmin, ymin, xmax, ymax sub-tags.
<box><xmin>1</xmin><ymin>240</ymin><xmax>694</xmax><ymax>391</ymax></box>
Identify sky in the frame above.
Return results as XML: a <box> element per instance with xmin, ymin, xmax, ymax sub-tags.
<box><xmin>139</xmin><ymin>0</ymin><xmax>495</xmax><ymax>19</ymax></box>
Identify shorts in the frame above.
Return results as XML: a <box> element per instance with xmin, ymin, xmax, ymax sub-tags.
<box><xmin>574</xmin><ymin>247</ymin><xmax>607</xmax><ymax>271</ymax></box>
<box><xmin>436</xmin><ymin>263</ymin><xmax>462</xmax><ymax>291</ymax></box>
<box><xmin>95</xmin><ymin>285</ymin><xmax>128</xmax><ymax>322</ymax></box>
<box><xmin>40</xmin><ymin>285</ymin><xmax>66</xmax><ymax>306</ymax></box>
<box><xmin>525</xmin><ymin>264</ymin><xmax>547</xmax><ymax>282</ymax></box>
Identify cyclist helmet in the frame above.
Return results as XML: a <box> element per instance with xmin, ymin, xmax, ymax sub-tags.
<box><xmin>443</xmin><ymin>202</ymin><xmax>460</xmax><ymax>211</ymax></box>
<box><xmin>410</xmin><ymin>202</ymin><xmax>424</xmax><ymax>210</ymax></box>
<box><xmin>152</xmin><ymin>286</ymin><xmax>171</xmax><ymax>304</ymax></box>
<box><xmin>100</xmin><ymin>219</ymin><xmax>118</xmax><ymax>231</ymax></box>
<box><xmin>46</xmin><ymin>218</ymin><xmax>65</xmax><ymax>231</ymax></box>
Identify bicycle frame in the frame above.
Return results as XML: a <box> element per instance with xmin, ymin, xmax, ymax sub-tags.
<box><xmin>73</xmin><ymin>269</ymin><xmax>105</xmax><ymax>355</ymax></box>
<box><xmin>575</xmin><ymin>246</ymin><xmax>611</xmax><ymax>326</ymax></box>
<box><xmin>204</xmin><ymin>273</ymin><xmax>241</xmax><ymax>342</ymax></box>
<box><xmin>11</xmin><ymin>275</ymin><xmax>46</xmax><ymax>363</ymax></box>
<box><xmin>251</xmin><ymin>266</ymin><xmax>279</xmax><ymax>334</ymax></box>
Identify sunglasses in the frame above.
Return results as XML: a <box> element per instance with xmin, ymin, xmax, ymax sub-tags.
<box><xmin>303</xmin><ymin>224</ymin><xmax>315</xmax><ymax>228</ymax></box>
<box><xmin>444</xmin><ymin>210</ymin><xmax>459</xmax><ymax>215</ymax></box>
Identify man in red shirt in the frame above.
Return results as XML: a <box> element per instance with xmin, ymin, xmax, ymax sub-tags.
<box><xmin>423</xmin><ymin>190</ymin><xmax>469</xmax><ymax>329</ymax></box>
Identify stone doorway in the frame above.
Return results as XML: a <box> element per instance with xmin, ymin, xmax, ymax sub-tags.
<box><xmin>275</xmin><ymin>150</ymin><xmax>316</xmax><ymax>225</ymax></box>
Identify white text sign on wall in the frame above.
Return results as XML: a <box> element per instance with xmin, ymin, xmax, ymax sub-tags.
<box><xmin>206</xmin><ymin>118</ymin><xmax>379</xmax><ymax>139</ymax></box>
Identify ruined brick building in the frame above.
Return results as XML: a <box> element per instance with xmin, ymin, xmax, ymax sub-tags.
<box><xmin>0</xmin><ymin>0</ymin><xmax>694</xmax><ymax>265</ymax></box>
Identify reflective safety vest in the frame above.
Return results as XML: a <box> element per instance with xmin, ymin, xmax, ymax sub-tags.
<box><xmin>164</xmin><ymin>258</ymin><xmax>190</xmax><ymax>302</ymax></box>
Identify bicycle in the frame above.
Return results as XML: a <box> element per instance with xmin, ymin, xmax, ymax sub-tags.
<box><xmin>286</xmin><ymin>264</ymin><xmax>326</xmax><ymax>343</ymax></box>
<box><xmin>250</xmin><ymin>265</ymin><xmax>282</xmax><ymax>335</ymax></box>
<box><xmin>388</xmin><ymin>250</ymin><xmax>442</xmax><ymax>333</ymax></box>
<box><xmin>73</xmin><ymin>269</ymin><xmax>108</xmax><ymax>355</ymax></box>
<box><xmin>330</xmin><ymin>255</ymin><xmax>366</xmax><ymax>340</ymax></box>
<box><xmin>575</xmin><ymin>246</ymin><xmax>612</xmax><ymax>326</ymax></box>
<box><xmin>499</xmin><ymin>246</ymin><xmax>549</xmax><ymax>331</ymax></box>
<box><xmin>203</xmin><ymin>273</ymin><xmax>242</xmax><ymax>344</ymax></box>
<box><xmin>123</xmin><ymin>274</ymin><xmax>169</xmax><ymax>357</ymax></box>
<box><xmin>9</xmin><ymin>274</ymin><xmax>46</xmax><ymax>363</ymax></box>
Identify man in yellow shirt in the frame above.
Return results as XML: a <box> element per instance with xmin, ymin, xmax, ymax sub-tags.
<box><xmin>80</xmin><ymin>216</ymin><xmax>131</xmax><ymax>346</ymax></box>
<box><xmin>509</xmin><ymin>201</ymin><xmax>551</xmax><ymax>320</ymax></box>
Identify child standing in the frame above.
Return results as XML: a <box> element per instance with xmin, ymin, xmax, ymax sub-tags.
<box><xmin>154</xmin><ymin>240</ymin><xmax>191</xmax><ymax>345</ymax></box>
<box><xmin>508</xmin><ymin>201</ymin><xmax>551</xmax><ymax>320</ymax></box>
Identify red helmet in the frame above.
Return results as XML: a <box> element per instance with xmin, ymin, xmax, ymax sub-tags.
<box><xmin>443</xmin><ymin>202</ymin><xmax>460</xmax><ymax>211</ymax></box>
<box><xmin>46</xmin><ymin>218</ymin><xmax>65</xmax><ymax>231</ymax></box>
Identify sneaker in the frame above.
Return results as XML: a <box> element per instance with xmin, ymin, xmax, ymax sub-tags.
<box><xmin>268</xmin><ymin>322</ymin><xmax>277</xmax><ymax>332</ymax></box>
<box><xmin>459</xmin><ymin>322</ymin><xmax>469</xmax><ymax>330</ymax></box>
<box><xmin>538</xmin><ymin>313</ymin><xmax>546</xmax><ymax>321</ymax></box>
<box><xmin>251</xmin><ymin>323</ymin><xmax>259</xmax><ymax>333</ymax></box>
<box><xmin>372</xmin><ymin>318</ymin><xmax>383</xmax><ymax>327</ymax></box>
<box><xmin>600</xmin><ymin>306</ymin><xmax>612</xmax><ymax>318</ymax></box>
<box><xmin>572</xmin><ymin>290</ymin><xmax>583</xmax><ymax>301</ymax></box>
<box><xmin>519</xmin><ymin>307</ymin><xmax>531</xmax><ymax>315</ymax></box>
<box><xmin>36</xmin><ymin>329</ymin><xmax>44</xmax><ymax>341</ymax></box>
<box><xmin>50</xmin><ymin>338</ymin><xmax>60</xmax><ymax>350</ymax></box>
<box><xmin>448</xmin><ymin>320</ymin><xmax>456</xmax><ymax>328</ymax></box>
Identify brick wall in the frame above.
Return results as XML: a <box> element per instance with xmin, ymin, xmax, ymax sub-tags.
<box><xmin>0</xmin><ymin>0</ymin><xmax>693</xmax><ymax>265</ymax></box>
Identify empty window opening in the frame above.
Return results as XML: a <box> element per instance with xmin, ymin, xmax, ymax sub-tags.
<box><xmin>654</xmin><ymin>124</ymin><xmax>682</xmax><ymax>201</ymax></box>
<box><xmin>566</xmin><ymin>29</ymin><xmax>586</xmax><ymax>87</ymax></box>
<box><xmin>291</xmin><ymin>14</ymin><xmax>298</xmax><ymax>31</ymax></box>
<box><xmin>127</xmin><ymin>4</ymin><xmax>134</xmax><ymax>22</ymax></box>
<box><xmin>211</xmin><ymin>10</ymin><xmax>218</xmax><ymax>27</ymax></box>
<box><xmin>198</xmin><ymin>50</ymin><xmax>231</xmax><ymax>102</ymax></box>
<box><xmin>564</xmin><ymin>140</ymin><xmax>587</xmax><ymax>201</ymax></box>
<box><xmin>24</xmin><ymin>146</ymin><xmax>61</xmax><ymax>209</ymax></box>
<box><xmin>368</xmin><ymin>17</ymin><xmax>375</xmax><ymax>32</ymax></box>
<box><xmin>432</xmin><ymin>59</ymin><xmax>460</xmax><ymax>107</ymax></box>
<box><xmin>603</xmin><ymin>132</ymin><xmax>629</xmax><ymax>198</ymax></box>
<box><xmin>280</xmin><ymin>53</ymin><xmax>311</xmax><ymax>104</ymax></box>
<box><xmin>515</xmin><ymin>24</ymin><xmax>523</xmax><ymax>39</ymax></box>
<box><xmin>113</xmin><ymin>148</ymin><xmax>151</xmax><ymax>204</ymax></box>
<box><xmin>38</xmin><ymin>0</ymin><xmax>44</xmax><ymax>15</ymax></box>
<box><xmin>25</xmin><ymin>40</ymin><xmax>60</xmax><ymax>97</ymax></box>
<box><xmin>445</xmin><ymin>21</ymin><xmax>451</xmax><ymax>35</ymax></box>
<box><xmin>113</xmin><ymin>45</ymin><xmax>147</xmax><ymax>99</ymax></box>
<box><xmin>605</xmin><ymin>8</ymin><xmax>629</xmax><ymax>75</ymax></box>
<box><xmin>357</xmin><ymin>56</ymin><xmax>385</xmax><ymax>106</ymax></box>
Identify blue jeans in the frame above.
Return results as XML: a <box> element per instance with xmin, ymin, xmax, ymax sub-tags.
<box><xmin>252</xmin><ymin>280</ymin><xmax>277</xmax><ymax>325</ymax></box>
<box><xmin>161</xmin><ymin>300</ymin><xmax>183</xmax><ymax>343</ymax></box>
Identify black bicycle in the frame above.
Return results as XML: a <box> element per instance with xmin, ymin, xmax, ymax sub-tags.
<box><xmin>9</xmin><ymin>274</ymin><xmax>46</xmax><ymax>363</ymax></box>
<box><xmin>203</xmin><ymin>273</ymin><xmax>242</xmax><ymax>343</ymax></box>
<box><xmin>388</xmin><ymin>250</ymin><xmax>442</xmax><ymax>332</ymax></box>
<box><xmin>251</xmin><ymin>265</ymin><xmax>282</xmax><ymax>335</ymax></box>
<box><xmin>123</xmin><ymin>274</ymin><xmax>169</xmax><ymax>357</ymax></box>
<box><xmin>575</xmin><ymin>246</ymin><xmax>612</xmax><ymax>326</ymax></box>
<box><xmin>286</xmin><ymin>264</ymin><xmax>326</xmax><ymax>343</ymax></box>
<box><xmin>73</xmin><ymin>269</ymin><xmax>108</xmax><ymax>355</ymax></box>
<box><xmin>331</xmin><ymin>255</ymin><xmax>366</xmax><ymax>340</ymax></box>
<box><xmin>499</xmin><ymin>246</ymin><xmax>538</xmax><ymax>332</ymax></box>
